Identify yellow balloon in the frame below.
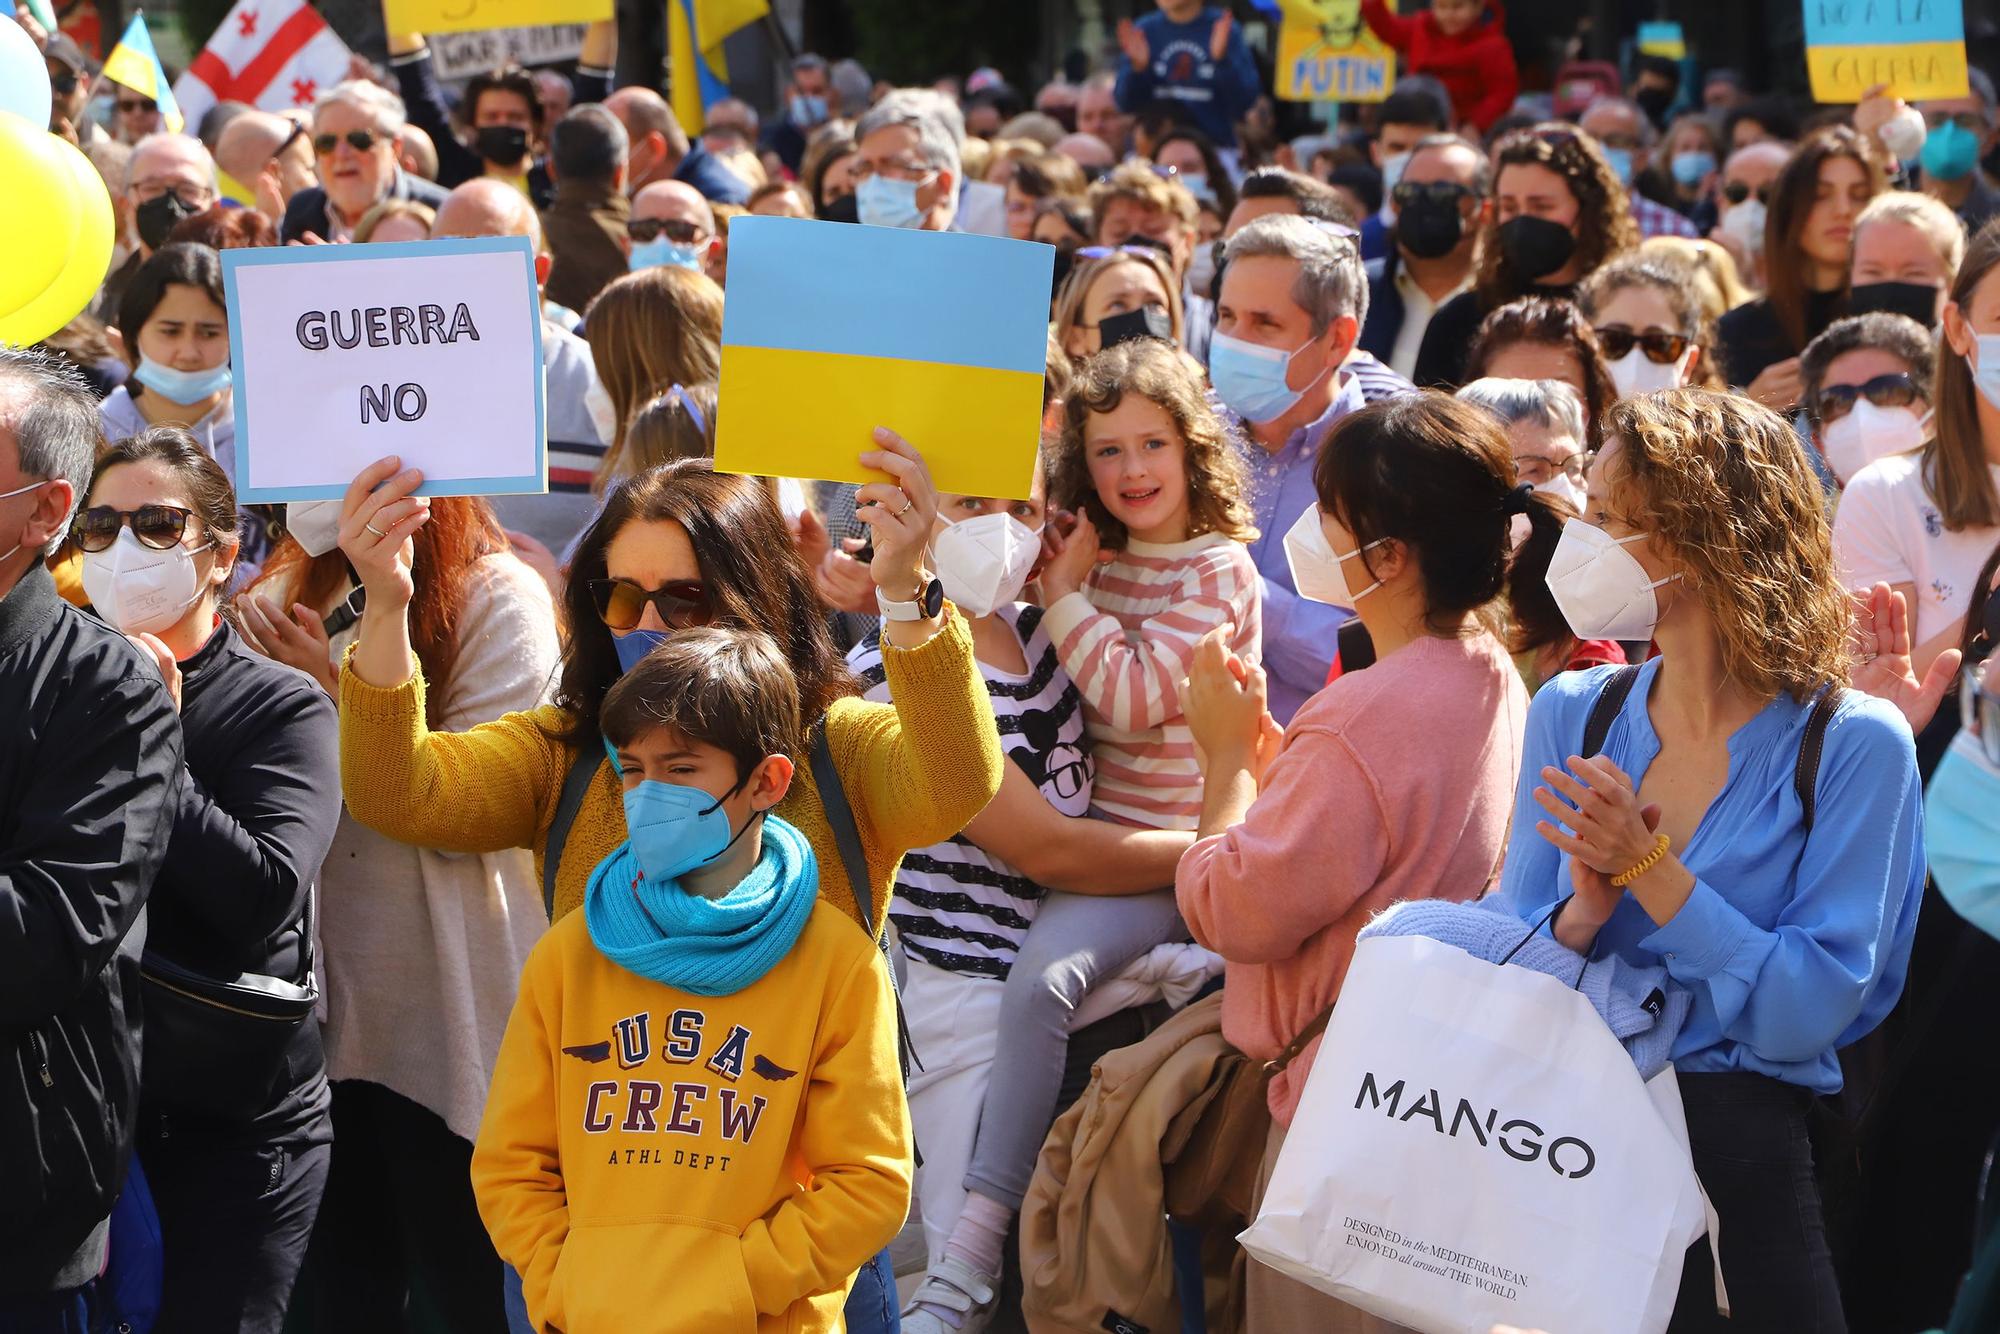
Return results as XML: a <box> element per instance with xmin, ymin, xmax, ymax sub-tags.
<box><xmin>0</xmin><ymin>111</ymin><xmax>78</xmax><ymax>315</ymax></box>
<box><xmin>0</xmin><ymin>128</ymin><xmax>114</xmax><ymax>348</ymax></box>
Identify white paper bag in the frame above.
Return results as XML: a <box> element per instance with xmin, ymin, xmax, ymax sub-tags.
<box><xmin>1238</xmin><ymin>934</ymin><xmax>1710</xmax><ymax>1334</ymax></box>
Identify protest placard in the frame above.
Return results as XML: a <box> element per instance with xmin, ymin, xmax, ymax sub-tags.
<box><xmin>1803</xmin><ymin>0</ymin><xmax>1968</xmax><ymax>102</ymax></box>
<box><xmin>383</xmin><ymin>0</ymin><xmax>608</xmax><ymax>39</ymax></box>
<box><xmin>715</xmin><ymin>217</ymin><xmax>1051</xmax><ymax>499</ymax></box>
<box><xmin>430</xmin><ymin>24</ymin><xmax>588</xmax><ymax>78</ymax></box>
<box><xmin>1272</xmin><ymin>0</ymin><xmax>1394</xmax><ymax>104</ymax></box>
<box><xmin>222</xmin><ymin>237</ymin><xmax>546</xmax><ymax>502</ymax></box>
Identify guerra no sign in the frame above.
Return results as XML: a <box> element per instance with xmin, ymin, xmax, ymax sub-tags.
<box><xmin>294</xmin><ymin>302</ymin><xmax>484</xmax><ymax>425</ymax></box>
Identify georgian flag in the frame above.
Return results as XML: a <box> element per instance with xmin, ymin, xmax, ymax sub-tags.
<box><xmin>173</xmin><ymin>0</ymin><xmax>353</xmax><ymax>130</ymax></box>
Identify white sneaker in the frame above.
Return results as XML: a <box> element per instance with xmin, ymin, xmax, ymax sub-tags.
<box><xmin>898</xmin><ymin>1254</ymin><xmax>999</xmax><ymax>1334</ymax></box>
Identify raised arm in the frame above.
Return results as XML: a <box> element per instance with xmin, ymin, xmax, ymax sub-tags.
<box><xmin>964</xmin><ymin>761</ymin><xmax>1193</xmax><ymax>894</ymax></box>
<box><xmin>1359</xmin><ymin>0</ymin><xmax>1420</xmax><ymax>51</ymax></box>
<box><xmin>381</xmin><ymin>13</ymin><xmax>479</xmax><ymax>188</ymax></box>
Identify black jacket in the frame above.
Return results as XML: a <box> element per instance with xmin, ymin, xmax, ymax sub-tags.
<box><xmin>1714</xmin><ymin>289</ymin><xmax>1846</xmax><ymax>391</ymax></box>
<box><xmin>1358</xmin><ymin>248</ymin><xmax>1407</xmax><ymax>366</ymax></box>
<box><xmin>1411</xmin><ymin>281</ymin><xmax>1578</xmax><ymax>390</ymax></box>
<box><xmin>0</xmin><ymin>566</ymin><xmax>182</xmax><ymax>1293</ymax></box>
<box><xmin>143</xmin><ymin>621</ymin><xmax>340</xmax><ymax>1141</ymax></box>
<box><xmin>281</xmin><ymin>167</ymin><xmax>452</xmax><ymax>244</ymax></box>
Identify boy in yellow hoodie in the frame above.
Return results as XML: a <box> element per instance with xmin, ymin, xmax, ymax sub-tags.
<box><xmin>472</xmin><ymin>627</ymin><xmax>912</xmax><ymax>1333</ymax></box>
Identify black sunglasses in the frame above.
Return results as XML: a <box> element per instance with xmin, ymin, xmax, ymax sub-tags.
<box><xmin>314</xmin><ymin>129</ymin><xmax>380</xmax><ymax>156</ymax></box>
<box><xmin>1721</xmin><ymin>180</ymin><xmax>1771</xmax><ymax>206</ymax></box>
<box><xmin>1392</xmin><ymin>180</ymin><xmax>1474</xmax><ymax>210</ymax></box>
<box><xmin>1815</xmin><ymin>372</ymin><xmax>1921</xmax><ymax>423</ymax></box>
<box><xmin>1595</xmin><ymin>327</ymin><xmax>1691</xmax><ymax>365</ymax></box>
<box><xmin>72</xmin><ymin>504</ymin><xmax>192</xmax><ymax>553</ymax></box>
<box><xmin>50</xmin><ymin>69</ymin><xmax>79</xmax><ymax>94</ymax></box>
<box><xmin>588</xmin><ymin>577</ymin><xmax>710</xmax><ymax>632</ymax></box>
<box><xmin>118</xmin><ymin>97</ymin><xmax>158</xmax><ymax>114</ymax></box>
<box><xmin>626</xmin><ymin>217</ymin><xmax>708</xmax><ymax>244</ymax></box>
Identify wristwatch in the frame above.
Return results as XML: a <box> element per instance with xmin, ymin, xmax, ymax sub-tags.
<box><xmin>876</xmin><ymin>575</ymin><xmax>945</xmax><ymax>622</ymax></box>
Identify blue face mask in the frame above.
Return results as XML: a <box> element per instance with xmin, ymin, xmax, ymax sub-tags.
<box><xmin>1970</xmin><ymin>333</ymin><xmax>2000</xmax><ymax>414</ymax></box>
<box><xmin>790</xmin><ymin>93</ymin><xmax>828</xmax><ymax>128</ymax></box>
<box><xmin>134</xmin><ymin>354</ymin><xmax>232</xmax><ymax>406</ymax></box>
<box><xmin>1179</xmin><ymin>170</ymin><xmax>1214</xmax><ymax>205</ymax></box>
<box><xmin>612</xmin><ymin>628</ymin><xmax>671</xmax><ymax>675</ymax></box>
<box><xmin>1927</xmin><ymin>739</ymin><xmax>2000</xmax><ymax>941</ymax></box>
<box><xmin>1670</xmin><ymin>150</ymin><xmax>1715</xmax><ymax>189</ymax></box>
<box><xmin>1602</xmin><ymin>147</ymin><xmax>1635</xmax><ymax>187</ymax></box>
<box><xmin>1920</xmin><ymin>119</ymin><xmax>1981</xmax><ymax>183</ymax></box>
<box><xmin>1208</xmin><ymin>329</ymin><xmax>1326</xmax><ymax>424</ymax></box>
<box><xmin>606</xmin><ymin>737</ymin><xmax>760</xmax><ymax>884</ymax></box>
<box><xmin>856</xmin><ymin>172</ymin><xmax>930</xmax><ymax>228</ymax></box>
<box><xmin>629</xmin><ymin>236</ymin><xmax>704</xmax><ymax>272</ymax></box>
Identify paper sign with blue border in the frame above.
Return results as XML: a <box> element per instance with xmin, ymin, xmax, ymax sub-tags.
<box><xmin>222</xmin><ymin>236</ymin><xmax>546</xmax><ymax>502</ymax></box>
<box><xmin>1803</xmin><ymin>0</ymin><xmax>1967</xmax><ymax>102</ymax></box>
<box><xmin>715</xmin><ymin>216</ymin><xmax>1053</xmax><ymax>499</ymax></box>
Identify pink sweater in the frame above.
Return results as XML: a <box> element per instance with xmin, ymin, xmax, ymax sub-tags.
<box><xmin>1042</xmin><ymin>533</ymin><xmax>1261</xmax><ymax>831</ymax></box>
<box><xmin>1176</xmin><ymin>632</ymin><xmax>1527</xmax><ymax>1124</ymax></box>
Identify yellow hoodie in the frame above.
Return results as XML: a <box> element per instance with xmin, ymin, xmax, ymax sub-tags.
<box><xmin>471</xmin><ymin>901</ymin><xmax>912</xmax><ymax>1333</ymax></box>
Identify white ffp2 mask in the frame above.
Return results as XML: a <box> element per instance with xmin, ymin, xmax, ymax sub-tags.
<box><xmin>1820</xmin><ymin>401</ymin><xmax>1929</xmax><ymax>486</ymax></box>
<box><xmin>1283</xmin><ymin>505</ymin><xmax>1386</xmax><ymax>609</ymax></box>
<box><xmin>932</xmin><ymin>511</ymin><xmax>1042</xmax><ymax>618</ymax></box>
<box><xmin>81</xmin><ymin>527</ymin><xmax>212</xmax><ymax>635</ymax></box>
<box><xmin>1544</xmin><ymin>518</ymin><xmax>1679</xmax><ymax>641</ymax></box>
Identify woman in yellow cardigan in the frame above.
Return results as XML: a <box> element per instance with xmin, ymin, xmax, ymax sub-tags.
<box><xmin>332</xmin><ymin>431</ymin><xmax>1004</xmax><ymax>934</ymax></box>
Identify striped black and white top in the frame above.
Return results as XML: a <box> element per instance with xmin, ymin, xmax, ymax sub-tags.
<box><xmin>849</xmin><ymin>604</ymin><xmax>1093</xmax><ymax>979</ymax></box>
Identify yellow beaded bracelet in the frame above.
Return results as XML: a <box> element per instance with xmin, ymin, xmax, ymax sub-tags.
<box><xmin>1611</xmin><ymin>833</ymin><xmax>1672</xmax><ymax>888</ymax></box>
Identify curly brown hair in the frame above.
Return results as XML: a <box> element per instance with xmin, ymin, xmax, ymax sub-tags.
<box><xmin>1476</xmin><ymin>124</ymin><xmax>1639</xmax><ymax>309</ymax></box>
<box><xmin>1576</xmin><ymin>253</ymin><xmax>1726</xmax><ymax>390</ymax></box>
<box><xmin>1599</xmin><ymin>389</ymin><xmax>1852</xmax><ymax>701</ymax></box>
<box><xmin>1049</xmin><ymin>339</ymin><xmax>1255</xmax><ymax>549</ymax></box>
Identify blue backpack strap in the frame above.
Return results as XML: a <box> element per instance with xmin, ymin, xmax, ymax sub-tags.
<box><xmin>1582</xmin><ymin>664</ymin><xmax>1644</xmax><ymax>759</ymax></box>
<box><xmin>543</xmin><ymin>745</ymin><xmax>603</xmax><ymax>921</ymax></box>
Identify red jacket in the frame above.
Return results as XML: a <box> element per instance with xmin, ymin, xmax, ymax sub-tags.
<box><xmin>1361</xmin><ymin>0</ymin><xmax>1519</xmax><ymax>133</ymax></box>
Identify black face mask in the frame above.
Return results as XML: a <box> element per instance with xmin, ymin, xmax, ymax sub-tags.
<box><xmin>136</xmin><ymin>192</ymin><xmax>199</xmax><ymax>250</ymax></box>
<box><xmin>474</xmin><ymin>124</ymin><xmax>531</xmax><ymax>165</ymax></box>
<box><xmin>1634</xmin><ymin>86</ymin><xmax>1674</xmax><ymax>130</ymax></box>
<box><xmin>1097</xmin><ymin>305</ymin><xmax>1173</xmax><ymax>350</ymax></box>
<box><xmin>1495</xmin><ymin>215</ymin><xmax>1577</xmax><ymax>281</ymax></box>
<box><xmin>1847</xmin><ymin>280</ymin><xmax>1940</xmax><ymax>329</ymax></box>
<box><xmin>1396</xmin><ymin>196</ymin><xmax>1465</xmax><ymax>260</ymax></box>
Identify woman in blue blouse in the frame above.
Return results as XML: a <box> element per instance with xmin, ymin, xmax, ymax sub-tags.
<box><xmin>1491</xmin><ymin>388</ymin><xmax>1925</xmax><ymax>1332</ymax></box>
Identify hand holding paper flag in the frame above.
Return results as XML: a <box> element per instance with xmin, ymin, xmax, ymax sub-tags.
<box><xmin>103</xmin><ymin>11</ymin><xmax>185</xmax><ymax>133</ymax></box>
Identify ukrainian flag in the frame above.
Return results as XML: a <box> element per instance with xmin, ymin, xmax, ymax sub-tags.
<box><xmin>668</xmin><ymin>0</ymin><xmax>767</xmax><ymax>134</ymax></box>
<box><xmin>1804</xmin><ymin>1</ymin><xmax>1967</xmax><ymax>102</ymax></box>
<box><xmin>715</xmin><ymin>217</ymin><xmax>1052</xmax><ymax>500</ymax></box>
<box><xmin>103</xmin><ymin>12</ymin><xmax>185</xmax><ymax>134</ymax></box>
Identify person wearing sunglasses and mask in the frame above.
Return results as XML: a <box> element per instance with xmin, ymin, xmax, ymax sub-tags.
<box><xmin>625</xmin><ymin>180</ymin><xmax>719</xmax><ymax>276</ymax></box>
<box><xmin>1705</xmin><ymin>139</ymin><xmax>1790</xmax><ymax>289</ymax></box>
<box><xmin>237</xmin><ymin>485</ymin><xmax>559</xmax><ymax>1331</ymax></box>
<box><xmin>333</xmin><ymin>445</ymin><xmax>1000</xmax><ymax>1334</ymax></box>
<box><xmin>74</xmin><ymin>429</ymin><xmax>340</xmax><ymax>1334</ymax></box>
<box><xmin>1414</xmin><ymin>124</ymin><xmax>1640</xmax><ymax>389</ymax></box>
<box><xmin>1358</xmin><ymin>132</ymin><xmax>1489</xmax><ymax>380</ymax></box>
<box><xmin>1848</xmin><ymin>189</ymin><xmax>1964</xmax><ymax>330</ymax></box>
<box><xmin>1489</xmin><ymin>388</ymin><xmax>1924</xmax><ymax>1331</ymax></box>
<box><xmin>1799</xmin><ymin>312</ymin><xmax>1936</xmax><ymax>490</ymax></box>
<box><xmin>281</xmin><ymin>79</ymin><xmax>448</xmax><ymax>244</ymax></box>
<box><xmin>1578</xmin><ymin>253</ymin><xmax>1722</xmax><ymax>399</ymax></box>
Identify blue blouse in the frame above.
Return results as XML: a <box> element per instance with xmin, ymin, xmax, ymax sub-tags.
<box><xmin>1488</xmin><ymin>660</ymin><xmax>1925</xmax><ymax>1094</ymax></box>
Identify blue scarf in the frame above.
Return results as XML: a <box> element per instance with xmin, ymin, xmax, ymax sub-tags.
<box><xmin>585</xmin><ymin>814</ymin><xmax>818</xmax><ymax>995</ymax></box>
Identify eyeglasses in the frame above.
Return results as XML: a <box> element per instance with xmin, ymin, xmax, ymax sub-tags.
<box><xmin>1721</xmin><ymin>179</ymin><xmax>1771</xmax><ymax>206</ymax></box>
<box><xmin>1815</xmin><ymin>372</ymin><xmax>1921</xmax><ymax>424</ymax></box>
<box><xmin>1926</xmin><ymin>110</ymin><xmax>1987</xmax><ymax>135</ymax></box>
<box><xmin>1392</xmin><ymin>180</ymin><xmax>1475</xmax><ymax>210</ymax></box>
<box><xmin>72</xmin><ymin>504</ymin><xmax>193</xmax><ymax>553</ymax></box>
<box><xmin>849</xmin><ymin>156</ymin><xmax>932</xmax><ymax>183</ymax></box>
<box><xmin>1594</xmin><ymin>327</ymin><xmax>1691</xmax><ymax>365</ymax></box>
<box><xmin>132</xmin><ymin>182</ymin><xmax>211</xmax><ymax>209</ymax></box>
<box><xmin>589</xmin><ymin>577</ymin><xmax>710</xmax><ymax>632</ymax></box>
<box><xmin>314</xmin><ymin>129</ymin><xmax>381</xmax><ymax>156</ymax></box>
<box><xmin>1513</xmin><ymin>452</ymin><xmax>1588</xmax><ymax>487</ymax></box>
<box><xmin>626</xmin><ymin>217</ymin><xmax>709</xmax><ymax>244</ymax></box>
<box><xmin>117</xmin><ymin>97</ymin><xmax>158</xmax><ymax>115</ymax></box>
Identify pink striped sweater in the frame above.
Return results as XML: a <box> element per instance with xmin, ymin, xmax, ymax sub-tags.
<box><xmin>1041</xmin><ymin>534</ymin><xmax>1262</xmax><ymax>831</ymax></box>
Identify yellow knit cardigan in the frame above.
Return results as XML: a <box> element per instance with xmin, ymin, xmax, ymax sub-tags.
<box><xmin>338</xmin><ymin>609</ymin><xmax>1004</xmax><ymax>930</ymax></box>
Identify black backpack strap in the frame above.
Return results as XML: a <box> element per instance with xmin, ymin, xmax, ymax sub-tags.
<box><xmin>1337</xmin><ymin>617</ymin><xmax>1376</xmax><ymax>675</ymax></box>
<box><xmin>543</xmin><ymin>745</ymin><xmax>603</xmax><ymax>920</ymax></box>
<box><xmin>1582</xmin><ymin>664</ymin><xmax>1643</xmax><ymax>759</ymax></box>
<box><xmin>1796</xmin><ymin>687</ymin><xmax>1839</xmax><ymax>832</ymax></box>
<box><xmin>809</xmin><ymin>722</ymin><xmax>875</xmax><ymax>935</ymax></box>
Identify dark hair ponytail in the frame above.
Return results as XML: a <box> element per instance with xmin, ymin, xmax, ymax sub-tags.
<box><xmin>1315</xmin><ymin>394</ymin><xmax>1565</xmax><ymax>644</ymax></box>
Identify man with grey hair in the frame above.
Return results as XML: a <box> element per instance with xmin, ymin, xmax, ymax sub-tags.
<box><xmin>281</xmin><ymin>79</ymin><xmax>448</xmax><ymax>242</ymax></box>
<box><xmin>543</xmin><ymin>104</ymin><xmax>631</xmax><ymax>316</ymax></box>
<box><xmin>91</xmin><ymin>131</ymin><xmax>221</xmax><ymax>322</ymax></box>
<box><xmin>1579</xmin><ymin>96</ymin><xmax>1698</xmax><ymax>240</ymax></box>
<box><xmin>853</xmin><ymin>88</ymin><xmax>963</xmax><ymax>230</ymax></box>
<box><xmin>0</xmin><ymin>347</ymin><xmax>183</xmax><ymax>1325</ymax></box>
<box><xmin>1213</xmin><ymin>213</ymin><xmax>1382</xmax><ymax>721</ymax></box>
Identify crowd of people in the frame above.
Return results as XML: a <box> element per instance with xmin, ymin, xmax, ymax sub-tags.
<box><xmin>6</xmin><ymin>1</ymin><xmax>2000</xmax><ymax>1332</ymax></box>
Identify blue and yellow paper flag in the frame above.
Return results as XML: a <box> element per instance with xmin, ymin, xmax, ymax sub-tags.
<box><xmin>1803</xmin><ymin>0</ymin><xmax>1967</xmax><ymax>103</ymax></box>
<box><xmin>668</xmin><ymin>0</ymin><xmax>766</xmax><ymax>133</ymax></box>
<box><xmin>715</xmin><ymin>217</ymin><xmax>1052</xmax><ymax>499</ymax></box>
<box><xmin>103</xmin><ymin>11</ymin><xmax>185</xmax><ymax>133</ymax></box>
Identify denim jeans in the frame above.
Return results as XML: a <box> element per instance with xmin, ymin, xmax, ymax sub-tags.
<box><xmin>843</xmin><ymin>1245</ymin><xmax>901</xmax><ymax>1333</ymax></box>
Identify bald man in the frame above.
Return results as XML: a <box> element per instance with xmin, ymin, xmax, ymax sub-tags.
<box><xmin>1053</xmin><ymin>131</ymin><xmax>1116</xmax><ymax>174</ymax></box>
<box><xmin>215</xmin><ymin>110</ymin><xmax>316</xmax><ymax>221</ymax></box>
<box><xmin>603</xmin><ymin>86</ymin><xmax>749</xmax><ymax>205</ymax></box>
<box><xmin>427</xmin><ymin>179</ymin><xmax>610</xmax><ymax>557</ymax></box>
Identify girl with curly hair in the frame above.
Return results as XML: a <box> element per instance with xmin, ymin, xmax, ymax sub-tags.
<box><xmin>1489</xmin><ymin>388</ymin><xmax>1925</xmax><ymax>1330</ymax></box>
<box><xmin>1414</xmin><ymin>122</ymin><xmax>1640</xmax><ymax>388</ymax></box>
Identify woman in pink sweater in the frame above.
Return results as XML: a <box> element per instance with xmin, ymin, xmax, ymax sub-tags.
<box><xmin>1176</xmin><ymin>393</ymin><xmax>1567</xmax><ymax>1328</ymax></box>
